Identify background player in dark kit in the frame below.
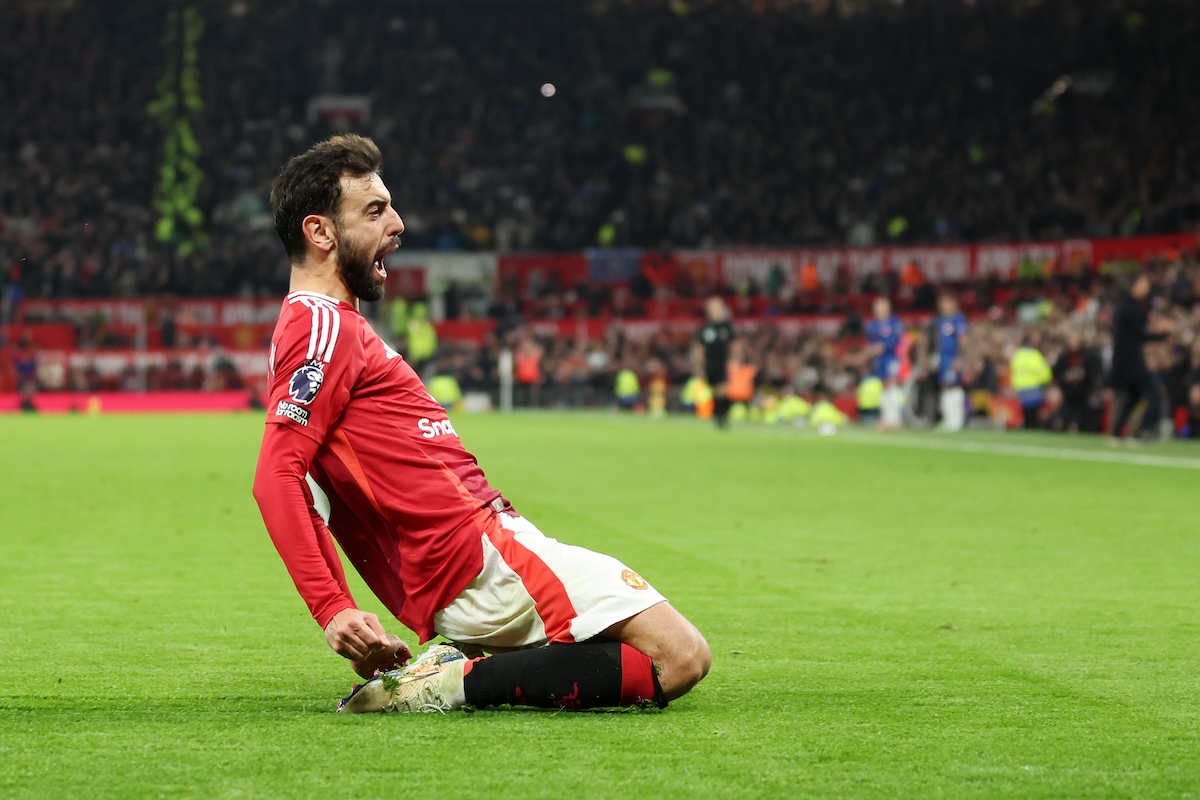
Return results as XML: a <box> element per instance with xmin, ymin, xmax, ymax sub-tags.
<box><xmin>694</xmin><ymin>296</ymin><xmax>737</xmax><ymax>429</ymax></box>
<box><xmin>1108</xmin><ymin>274</ymin><xmax>1172</xmax><ymax>441</ymax></box>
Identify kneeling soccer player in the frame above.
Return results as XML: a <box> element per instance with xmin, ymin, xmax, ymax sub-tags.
<box><xmin>252</xmin><ymin>134</ymin><xmax>711</xmax><ymax>713</ymax></box>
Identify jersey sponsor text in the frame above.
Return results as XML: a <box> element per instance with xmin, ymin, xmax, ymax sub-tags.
<box><xmin>275</xmin><ymin>400</ymin><xmax>310</xmax><ymax>426</ymax></box>
<box><xmin>418</xmin><ymin>417</ymin><xmax>458</xmax><ymax>439</ymax></box>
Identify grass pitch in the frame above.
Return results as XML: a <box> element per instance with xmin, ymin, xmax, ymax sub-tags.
<box><xmin>1</xmin><ymin>411</ymin><xmax>1198</xmax><ymax>798</ymax></box>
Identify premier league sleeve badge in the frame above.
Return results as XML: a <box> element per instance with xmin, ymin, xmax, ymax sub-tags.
<box><xmin>288</xmin><ymin>360</ymin><xmax>326</xmax><ymax>406</ymax></box>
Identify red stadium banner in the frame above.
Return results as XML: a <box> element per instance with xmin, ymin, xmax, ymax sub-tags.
<box><xmin>17</xmin><ymin>299</ymin><xmax>153</xmax><ymax>325</ymax></box>
<box><xmin>1090</xmin><ymin>233</ymin><xmax>1199</xmax><ymax>267</ymax></box>
<box><xmin>718</xmin><ymin>245</ymin><xmax>974</xmax><ymax>285</ymax></box>
<box><xmin>16</xmin><ymin>298</ymin><xmax>282</xmax><ymax>326</ymax></box>
<box><xmin>885</xmin><ymin>245</ymin><xmax>972</xmax><ymax>281</ymax></box>
<box><xmin>670</xmin><ymin>250</ymin><xmax>721</xmax><ymax>290</ymax></box>
<box><xmin>973</xmin><ymin>240</ymin><xmax>1081</xmax><ymax>279</ymax></box>
<box><xmin>385</xmin><ymin>267</ymin><xmax>427</xmax><ymax>297</ymax></box>
<box><xmin>496</xmin><ymin>253</ymin><xmax>588</xmax><ymax>293</ymax></box>
<box><xmin>0</xmin><ymin>390</ymin><xmax>258</xmax><ymax>414</ymax></box>
<box><xmin>719</xmin><ymin>249</ymin><xmax>808</xmax><ymax>287</ymax></box>
<box><xmin>711</xmin><ymin>234</ymin><xmax>1197</xmax><ymax>287</ymax></box>
<box><xmin>435</xmin><ymin>320</ymin><xmax>496</xmax><ymax>342</ymax></box>
<box><xmin>3</xmin><ymin>323</ymin><xmax>76</xmax><ymax>349</ymax></box>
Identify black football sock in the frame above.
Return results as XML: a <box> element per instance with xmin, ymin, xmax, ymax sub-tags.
<box><xmin>462</xmin><ymin>641</ymin><xmax>665</xmax><ymax>710</ymax></box>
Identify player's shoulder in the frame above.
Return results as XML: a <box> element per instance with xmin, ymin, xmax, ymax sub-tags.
<box><xmin>274</xmin><ymin>291</ymin><xmax>366</xmax><ymax>362</ymax></box>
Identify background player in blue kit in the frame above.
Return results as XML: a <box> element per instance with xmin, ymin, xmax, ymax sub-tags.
<box><xmin>865</xmin><ymin>297</ymin><xmax>906</xmax><ymax>428</ymax></box>
<box><xmin>934</xmin><ymin>294</ymin><xmax>968</xmax><ymax>430</ymax></box>
<box><xmin>866</xmin><ymin>297</ymin><xmax>902</xmax><ymax>381</ymax></box>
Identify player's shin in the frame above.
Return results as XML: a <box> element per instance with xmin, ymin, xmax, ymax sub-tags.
<box><xmin>463</xmin><ymin>641</ymin><xmax>665</xmax><ymax>710</ymax></box>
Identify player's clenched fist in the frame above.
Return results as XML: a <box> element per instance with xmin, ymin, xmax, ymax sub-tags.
<box><xmin>324</xmin><ymin>608</ymin><xmax>389</xmax><ymax>660</ymax></box>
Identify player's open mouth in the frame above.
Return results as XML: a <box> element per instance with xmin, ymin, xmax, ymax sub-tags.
<box><xmin>374</xmin><ymin>239</ymin><xmax>399</xmax><ymax>279</ymax></box>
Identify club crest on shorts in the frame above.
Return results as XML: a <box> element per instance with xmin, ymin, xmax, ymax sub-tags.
<box><xmin>288</xmin><ymin>360</ymin><xmax>325</xmax><ymax>405</ymax></box>
<box><xmin>621</xmin><ymin>569</ymin><xmax>649</xmax><ymax>590</ymax></box>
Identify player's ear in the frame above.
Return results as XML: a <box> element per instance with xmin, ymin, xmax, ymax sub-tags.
<box><xmin>302</xmin><ymin>214</ymin><xmax>337</xmax><ymax>256</ymax></box>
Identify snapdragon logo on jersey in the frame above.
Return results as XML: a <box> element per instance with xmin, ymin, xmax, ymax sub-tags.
<box><xmin>275</xmin><ymin>360</ymin><xmax>325</xmax><ymax>426</ymax></box>
<box><xmin>418</xmin><ymin>417</ymin><xmax>458</xmax><ymax>439</ymax></box>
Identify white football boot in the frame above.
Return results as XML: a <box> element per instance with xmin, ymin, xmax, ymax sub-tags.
<box><xmin>337</xmin><ymin>644</ymin><xmax>468</xmax><ymax>714</ymax></box>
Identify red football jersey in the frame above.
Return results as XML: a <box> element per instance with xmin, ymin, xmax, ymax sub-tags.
<box><xmin>253</xmin><ymin>290</ymin><xmax>502</xmax><ymax>641</ymax></box>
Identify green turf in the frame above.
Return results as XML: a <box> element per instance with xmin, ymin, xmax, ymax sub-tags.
<box><xmin>1</xmin><ymin>411</ymin><xmax>1198</xmax><ymax>798</ymax></box>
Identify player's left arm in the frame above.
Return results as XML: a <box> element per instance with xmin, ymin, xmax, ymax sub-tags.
<box><xmin>690</xmin><ymin>336</ymin><xmax>705</xmax><ymax>377</ymax></box>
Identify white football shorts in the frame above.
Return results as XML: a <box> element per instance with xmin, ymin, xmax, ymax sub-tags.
<box><xmin>432</xmin><ymin>512</ymin><xmax>667</xmax><ymax>649</ymax></box>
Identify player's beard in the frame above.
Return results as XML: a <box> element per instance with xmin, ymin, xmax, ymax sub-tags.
<box><xmin>337</xmin><ymin>232</ymin><xmax>387</xmax><ymax>303</ymax></box>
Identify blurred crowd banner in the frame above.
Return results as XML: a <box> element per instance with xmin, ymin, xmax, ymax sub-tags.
<box><xmin>7</xmin><ymin>233</ymin><xmax>1198</xmax><ymax>358</ymax></box>
<box><xmin>13</xmin><ymin>232</ymin><xmax>1198</xmax><ymax>324</ymax></box>
<box><xmin>0</xmin><ymin>391</ymin><xmax>255</xmax><ymax>414</ymax></box>
<box><xmin>24</xmin><ymin>348</ymin><xmax>270</xmax><ymax>393</ymax></box>
<box><xmin>485</xmin><ymin>234</ymin><xmax>1195</xmax><ymax>294</ymax></box>
<box><xmin>15</xmin><ymin>298</ymin><xmax>281</xmax><ymax>350</ymax></box>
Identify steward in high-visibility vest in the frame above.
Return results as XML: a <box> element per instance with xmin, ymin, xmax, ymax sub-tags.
<box><xmin>810</xmin><ymin>400</ymin><xmax>849</xmax><ymax>428</ymax></box>
<box><xmin>427</xmin><ymin>374</ymin><xmax>463</xmax><ymax>410</ymax></box>
<box><xmin>390</xmin><ymin>296</ymin><xmax>409</xmax><ymax>340</ymax></box>
<box><xmin>1010</xmin><ymin>340</ymin><xmax>1052</xmax><ymax>429</ymax></box>
<box><xmin>406</xmin><ymin>303</ymin><xmax>438</xmax><ymax>371</ymax></box>
<box><xmin>777</xmin><ymin>393</ymin><xmax>812</xmax><ymax>423</ymax></box>
<box><xmin>615</xmin><ymin>368</ymin><xmax>640</xmax><ymax>409</ymax></box>
<box><xmin>857</xmin><ymin>376</ymin><xmax>883</xmax><ymax>424</ymax></box>
<box><xmin>681</xmin><ymin>375</ymin><xmax>714</xmax><ymax>418</ymax></box>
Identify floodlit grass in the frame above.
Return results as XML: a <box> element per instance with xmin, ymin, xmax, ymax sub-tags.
<box><xmin>1</xmin><ymin>411</ymin><xmax>1198</xmax><ymax>798</ymax></box>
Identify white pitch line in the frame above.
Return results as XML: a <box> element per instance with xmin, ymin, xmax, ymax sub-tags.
<box><xmin>829</xmin><ymin>431</ymin><xmax>1200</xmax><ymax>470</ymax></box>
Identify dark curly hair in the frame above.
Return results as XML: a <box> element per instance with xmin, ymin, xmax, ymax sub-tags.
<box><xmin>270</xmin><ymin>134</ymin><xmax>383</xmax><ymax>261</ymax></box>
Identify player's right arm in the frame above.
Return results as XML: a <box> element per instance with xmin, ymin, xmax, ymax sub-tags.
<box><xmin>251</xmin><ymin>299</ymin><xmax>390</xmax><ymax>662</ymax></box>
<box><xmin>252</xmin><ymin>427</ymin><xmax>352</xmax><ymax>636</ymax></box>
<box><xmin>253</xmin><ymin>428</ymin><xmax>397</xmax><ymax>661</ymax></box>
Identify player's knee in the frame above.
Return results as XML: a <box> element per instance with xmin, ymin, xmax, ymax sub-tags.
<box><xmin>661</xmin><ymin>629</ymin><xmax>711</xmax><ymax>700</ymax></box>
<box><xmin>678</xmin><ymin>633</ymin><xmax>712</xmax><ymax>693</ymax></box>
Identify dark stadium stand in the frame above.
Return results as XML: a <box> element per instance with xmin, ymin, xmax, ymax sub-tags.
<box><xmin>2</xmin><ymin>0</ymin><xmax>1199</xmax><ymax>298</ymax></box>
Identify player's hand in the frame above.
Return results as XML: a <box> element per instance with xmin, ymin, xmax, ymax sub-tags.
<box><xmin>349</xmin><ymin>634</ymin><xmax>413</xmax><ymax>680</ymax></box>
<box><xmin>324</xmin><ymin>608</ymin><xmax>389</xmax><ymax>660</ymax></box>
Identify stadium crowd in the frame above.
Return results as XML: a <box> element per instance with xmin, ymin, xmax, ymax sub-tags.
<box><xmin>2</xmin><ymin>0</ymin><xmax>1200</xmax><ymax>300</ymax></box>
<box><xmin>414</xmin><ymin>253</ymin><xmax>1200</xmax><ymax>437</ymax></box>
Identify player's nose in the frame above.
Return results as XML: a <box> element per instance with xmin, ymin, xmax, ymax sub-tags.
<box><xmin>386</xmin><ymin>208</ymin><xmax>404</xmax><ymax>237</ymax></box>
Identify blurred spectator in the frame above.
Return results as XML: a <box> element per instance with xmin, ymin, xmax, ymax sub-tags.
<box><xmin>12</xmin><ymin>331</ymin><xmax>39</xmax><ymax>410</ymax></box>
<box><xmin>1052</xmin><ymin>330</ymin><xmax>1102</xmax><ymax>433</ymax></box>
<box><xmin>1108</xmin><ymin>274</ymin><xmax>1172</xmax><ymax>440</ymax></box>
